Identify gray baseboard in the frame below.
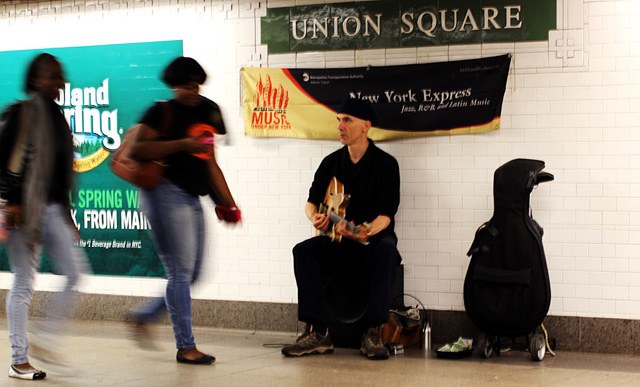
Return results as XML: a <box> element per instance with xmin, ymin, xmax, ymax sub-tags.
<box><xmin>0</xmin><ymin>290</ymin><xmax>300</xmax><ymax>333</ymax></box>
<box><xmin>0</xmin><ymin>290</ymin><xmax>636</xmax><ymax>354</ymax></box>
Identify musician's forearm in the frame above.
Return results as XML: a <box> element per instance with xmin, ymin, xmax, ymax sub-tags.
<box><xmin>368</xmin><ymin>215</ymin><xmax>391</xmax><ymax>236</ymax></box>
<box><xmin>305</xmin><ymin>202</ymin><xmax>318</xmax><ymax>222</ymax></box>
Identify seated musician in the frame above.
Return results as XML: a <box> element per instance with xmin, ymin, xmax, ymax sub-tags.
<box><xmin>282</xmin><ymin>99</ymin><xmax>401</xmax><ymax>360</ymax></box>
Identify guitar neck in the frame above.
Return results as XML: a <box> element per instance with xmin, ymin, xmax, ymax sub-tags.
<box><xmin>327</xmin><ymin>209</ymin><xmax>359</xmax><ymax>233</ymax></box>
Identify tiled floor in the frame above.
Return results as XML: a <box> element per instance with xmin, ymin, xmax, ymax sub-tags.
<box><xmin>2</xmin><ymin>320</ymin><xmax>640</xmax><ymax>386</ymax></box>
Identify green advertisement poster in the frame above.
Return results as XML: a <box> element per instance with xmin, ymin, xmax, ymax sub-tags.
<box><xmin>0</xmin><ymin>40</ymin><xmax>183</xmax><ymax>277</ymax></box>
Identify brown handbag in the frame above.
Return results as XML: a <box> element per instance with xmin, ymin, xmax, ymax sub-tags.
<box><xmin>110</xmin><ymin>102</ymin><xmax>171</xmax><ymax>189</ymax></box>
<box><xmin>381</xmin><ymin>295</ymin><xmax>428</xmax><ymax>347</ymax></box>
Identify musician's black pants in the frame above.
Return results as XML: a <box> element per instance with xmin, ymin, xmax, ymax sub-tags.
<box><xmin>292</xmin><ymin>233</ymin><xmax>401</xmax><ymax>327</ymax></box>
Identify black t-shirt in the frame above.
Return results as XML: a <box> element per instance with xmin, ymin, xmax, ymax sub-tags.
<box><xmin>308</xmin><ymin>139</ymin><xmax>400</xmax><ymax>241</ymax></box>
<box><xmin>139</xmin><ymin>96</ymin><xmax>226</xmax><ymax>197</ymax></box>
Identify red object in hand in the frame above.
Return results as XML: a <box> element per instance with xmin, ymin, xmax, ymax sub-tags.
<box><xmin>215</xmin><ymin>205</ymin><xmax>241</xmax><ymax>223</ymax></box>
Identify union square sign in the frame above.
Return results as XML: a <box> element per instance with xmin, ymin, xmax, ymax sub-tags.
<box><xmin>261</xmin><ymin>0</ymin><xmax>556</xmax><ymax>53</ymax></box>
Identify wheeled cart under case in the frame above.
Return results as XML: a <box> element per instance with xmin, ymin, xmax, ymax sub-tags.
<box><xmin>476</xmin><ymin>325</ymin><xmax>557</xmax><ymax>361</ymax></box>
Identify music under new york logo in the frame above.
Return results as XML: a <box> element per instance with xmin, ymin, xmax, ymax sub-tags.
<box><xmin>251</xmin><ymin>75</ymin><xmax>291</xmax><ymax>131</ymax></box>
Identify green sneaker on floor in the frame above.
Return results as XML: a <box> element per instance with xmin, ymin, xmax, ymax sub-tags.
<box><xmin>360</xmin><ymin>326</ymin><xmax>389</xmax><ymax>360</ymax></box>
<box><xmin>282</xmin><ymin>324</ymin><xmax>334</xmax><ymax>357</ymax></box>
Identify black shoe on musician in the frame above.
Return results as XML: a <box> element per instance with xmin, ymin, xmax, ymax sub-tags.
<box><xmin>282</xmin><ymin>324</ymin><xmax>334</xmax><ymax>357</ymax></box>
<box><xmin>360</xmin><ymin>326</ymin><xmax>389</xmax><ymax>360</ymax></box>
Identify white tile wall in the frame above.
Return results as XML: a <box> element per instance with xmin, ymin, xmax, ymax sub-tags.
<box><xmin>1</xmin><ymin>0</ymin><xmax>639</xmax><ymax>320</ymax></box>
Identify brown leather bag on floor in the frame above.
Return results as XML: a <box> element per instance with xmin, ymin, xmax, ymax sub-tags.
<box><xmin>381</xmin><ymin>295</ymin><xmax>428</xmax><ymax>347</ymax></box>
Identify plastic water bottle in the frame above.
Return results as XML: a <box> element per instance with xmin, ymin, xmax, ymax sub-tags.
<box><xmin>424</xmin><ymin>323</ymin><xmax>431</xmax><ymax>351</ymax></box>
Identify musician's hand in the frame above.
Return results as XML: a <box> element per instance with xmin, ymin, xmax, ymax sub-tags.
<box><xmin>365</xmin><ymin>215</ymin><xmax>391</xmax><ymax>237</ymax></box>
<box><xmin>335</xmin><ymin>220</ymin><xmax>367</xmax><ymax>242</ymax></box>
<box><xmin>312</xmin><ymin>213</ymin><xmax>329</xmax><ymax>232</ymax></box>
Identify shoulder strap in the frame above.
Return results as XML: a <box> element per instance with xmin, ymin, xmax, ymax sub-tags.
<box><xmin>7</xmin><ymin>100</ymin><xmax>33</xmax><ymax>176</ymax></box>
<box><xmin>158</xmin><ymin>101</ymin><xmax>173</xmax><ymax>137</ymax></box>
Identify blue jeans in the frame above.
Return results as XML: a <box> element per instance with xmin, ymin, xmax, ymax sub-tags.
<box><xmin>6</xmin><ymin>203</ymin><xmax>88</xmax><ymax>365</ymax></box>
<box><xmin>132</xmin><ymin>179</ymin><xmax>205</xmax><ymax>350</ymax></box>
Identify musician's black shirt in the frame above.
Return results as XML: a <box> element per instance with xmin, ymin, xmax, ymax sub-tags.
<box><xmin>308</xmin><ymin>138</ymin><xmax>400</xmax><ymax>241</ymax></box>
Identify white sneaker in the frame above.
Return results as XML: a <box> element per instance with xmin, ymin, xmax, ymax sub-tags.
<box><xmin>8</xmin><ymin>365</ymin><xmax>47</xmax><ymax>380</ymax></box>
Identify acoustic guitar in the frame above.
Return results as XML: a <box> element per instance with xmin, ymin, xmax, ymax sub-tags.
<box><xmin>317</xmin><ymin>177</ymin><xmax>370</xmax><ymax>245</ymax></box>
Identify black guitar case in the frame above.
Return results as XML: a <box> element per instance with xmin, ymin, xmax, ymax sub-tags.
<box><xmin>464</xmin><ymin>159</ymin><xmax>554</xmax><ymax>337</ymax></box>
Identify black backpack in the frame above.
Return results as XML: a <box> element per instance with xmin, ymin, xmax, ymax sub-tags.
<box><xmin>463</xmin><ymin>159</ymin><xmax>554</xmax><ymax>337</ymax></box>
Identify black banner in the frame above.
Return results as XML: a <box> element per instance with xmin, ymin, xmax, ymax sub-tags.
<box><xmin>243</xmin><ymin>54</ymin><xmax>511</xmax><ymax>140</ymax></box>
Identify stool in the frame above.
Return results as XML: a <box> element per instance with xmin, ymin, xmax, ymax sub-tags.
<box><xmin>324</xmin><ymin>265</ymin><xmax>404</xmax><ymax>349</ymax></box>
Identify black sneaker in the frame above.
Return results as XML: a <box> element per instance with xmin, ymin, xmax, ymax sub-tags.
<box><xmin>282</xmin><ymin>324</ymin><xmax>334</xmax><ymax>357</ymax></box>
<box><xmin>360</xmin><ymin>326</ymin><xmax>389</xmax><ymax>360</ymax></box>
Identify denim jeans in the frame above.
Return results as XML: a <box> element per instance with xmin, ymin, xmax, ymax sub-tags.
<box><xmin>132</xmin><ymin>179</ymin><xmax>205</xmax><ymax>350</ymax></box>
<box><xmin>6</xmin><ymin>203</ymin><xmax>88</xmax><ymax>365</ymax></box>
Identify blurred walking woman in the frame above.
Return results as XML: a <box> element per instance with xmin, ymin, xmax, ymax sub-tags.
<box><xmin>0</xmin><ymin>53</ymin><xmax>88</xmax><ymax>380</ymax></box>
<box><xmin>128</xmin><ymin>57</ymin><xmax>240</xmax><ymax>365</ymax></box>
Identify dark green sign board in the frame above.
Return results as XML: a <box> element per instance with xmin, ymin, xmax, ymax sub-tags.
<box><xmin>262</xmin><ymin>0</ymin><xmax>556</xmax><ymax>53</ymax></box>
<box><xmin>0</xmin><ymin>41</ymin><xmax>183</xmax><ymax>277</ymax></box>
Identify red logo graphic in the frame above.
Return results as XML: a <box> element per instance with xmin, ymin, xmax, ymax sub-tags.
<box><xmin>251</xmin><ymin>75</ymin><xmax>291</xmax><ymax>130</ymax></box>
